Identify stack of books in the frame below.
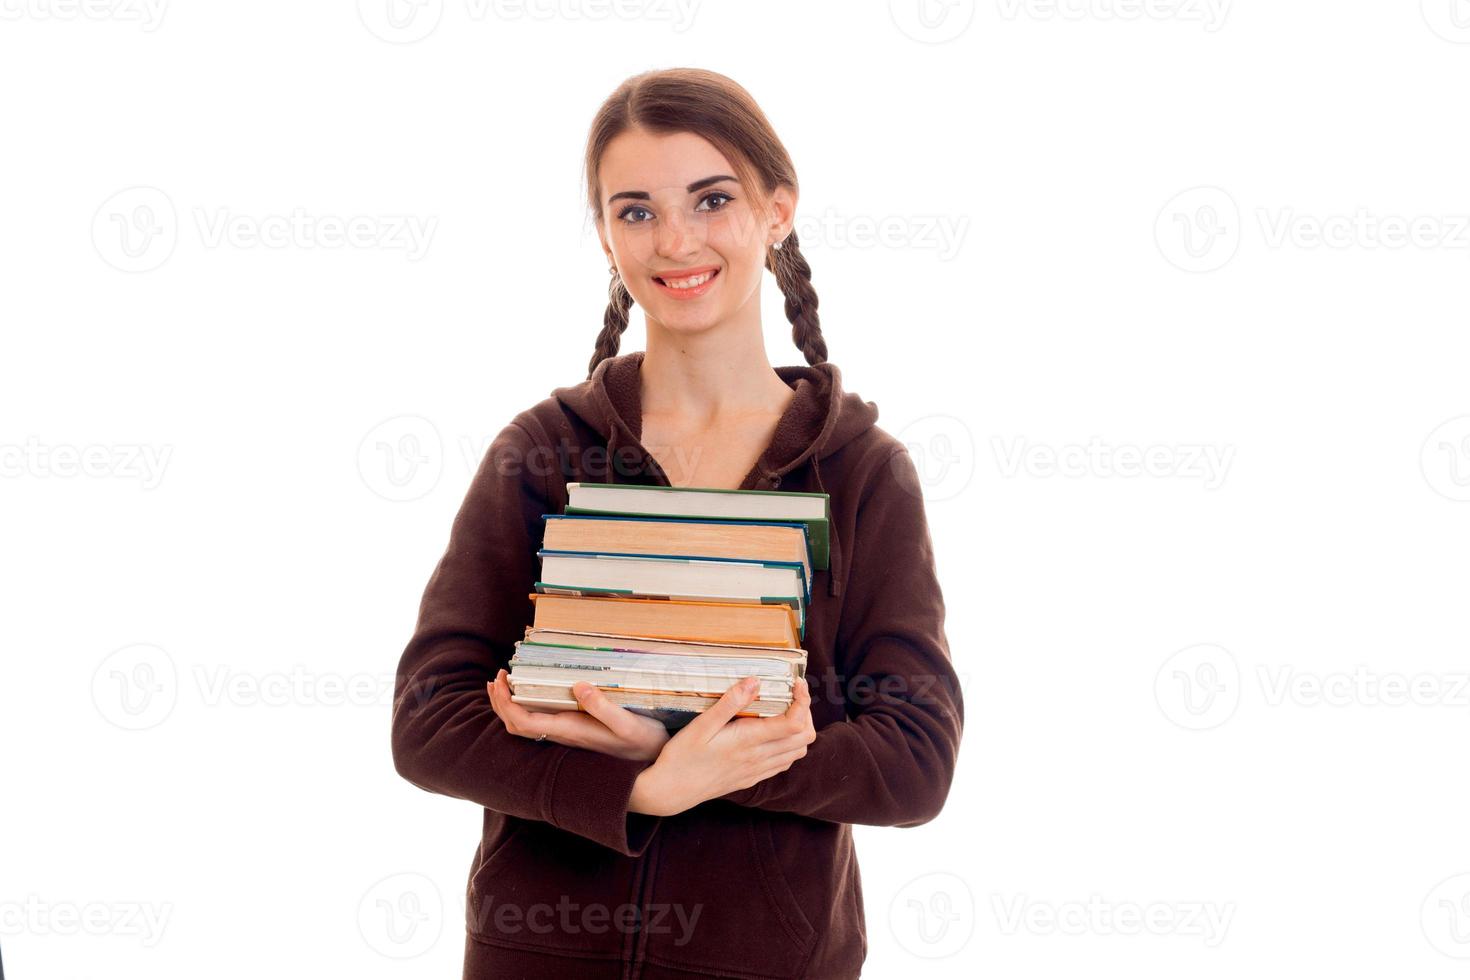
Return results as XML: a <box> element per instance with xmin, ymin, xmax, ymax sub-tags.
<box><xmin>507</xmin><ymin>481</ymin><xmax>830</xmax><ymax>730</ymax></box>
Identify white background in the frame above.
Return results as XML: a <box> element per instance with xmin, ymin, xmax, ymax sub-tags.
<box><xmin>3</xmin><ymin>1</ymin><xmax>1470</xmax><ymax>977</ymax></box>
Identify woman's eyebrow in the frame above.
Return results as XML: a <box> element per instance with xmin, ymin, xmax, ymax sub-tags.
<box><xmin>608</xmin><ymin>174</ymin><xmax>738</xmax><ymax>205</ymax></box>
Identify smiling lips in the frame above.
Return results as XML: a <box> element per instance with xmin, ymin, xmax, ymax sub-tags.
<box><xmin>652</xmin><ymin>265</ymin><xmax>720</xmax><ymax>298</ymax></box>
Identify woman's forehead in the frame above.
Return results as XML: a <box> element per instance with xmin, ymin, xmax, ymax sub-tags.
<box><xmin>600</xmin><ymin>129</ymin><xmax>739</xmax><ymax>192</ymax></box>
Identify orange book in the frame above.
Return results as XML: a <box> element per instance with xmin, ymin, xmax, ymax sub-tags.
<box><xmin>527</xmin><ymin>593</ymin><xmax>801</xmax><ymax>649</ymax></box>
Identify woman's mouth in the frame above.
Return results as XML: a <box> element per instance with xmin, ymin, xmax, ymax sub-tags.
<box><xmin>652</xmin><ymin>267</ymin><xmax>720</xmax><ymax>298</ymax></box>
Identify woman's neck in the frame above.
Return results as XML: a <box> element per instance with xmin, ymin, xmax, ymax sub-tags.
<box><xmin>640</xmin><ymin>321</ymin><xmax>794</xmax><ymax>426</ymax></box>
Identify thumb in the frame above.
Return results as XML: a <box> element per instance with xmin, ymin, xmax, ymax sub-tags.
<box><xmin>686</xmin><ymin>676</ymin><xmax>760</xmax><ymax>738</ymax></box>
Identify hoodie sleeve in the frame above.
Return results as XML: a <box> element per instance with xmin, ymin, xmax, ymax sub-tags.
<box><xmin>391</xmin><ymin>418</ymin><xmax>663</xmax><ymax>858</ymax></box>
<box><xmin>717</xmin><ymin>445</ymin><xmax>964</xmax><ymax>827</ymax></box>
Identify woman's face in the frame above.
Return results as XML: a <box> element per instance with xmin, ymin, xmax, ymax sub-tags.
<box><xmin>596</xmin><ymin>127</ymin><xmax>794</xmax><ymax>336</ymax></box>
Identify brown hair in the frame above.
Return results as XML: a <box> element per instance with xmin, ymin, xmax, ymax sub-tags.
<box><xmin>582</xmin><ymin>67</ymin><xmax>826</xmax><ymax>379</ymax></box>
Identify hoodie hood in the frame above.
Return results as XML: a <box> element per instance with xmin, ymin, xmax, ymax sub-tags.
<box><xmin>551</xmin><ymin>350</ymin><xmax>879</xmax><ymax>597</ymax></box>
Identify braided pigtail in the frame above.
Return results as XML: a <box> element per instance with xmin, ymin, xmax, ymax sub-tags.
<box><xmin>586</xmin><ymin>264</ymin><xmax>633</xmax><ymax>380</ymax></box>
<box><xmin>767</xmin><ymin>230</ymin><xmax>827</xmax><ymax>366</ymax></box>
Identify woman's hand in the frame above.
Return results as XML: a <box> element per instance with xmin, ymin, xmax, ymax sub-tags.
<box><xmin>629</xmin><ymin>675</ymin><xmax>815</xmax><ymax>817</ymax></box>
<box><xmin>487</xmin><ymin>668</ymin><xmax>671</xmax><ymax>762</ymax></box>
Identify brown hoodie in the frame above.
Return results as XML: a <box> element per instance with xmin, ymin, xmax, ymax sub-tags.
<box><xmin>391</xmin><ymin>351</ymin><xmax>964</xmax><ymax>979</ymax></box>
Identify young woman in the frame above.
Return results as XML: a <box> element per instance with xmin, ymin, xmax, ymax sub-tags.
<box><xmin>391</xmin><ymin>68</ymin><xmax>964</xmax><ymax>980</ymax></box>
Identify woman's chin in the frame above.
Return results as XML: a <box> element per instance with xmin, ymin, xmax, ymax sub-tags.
<box><xmin>640</xmin><ymin>303</ymin><xmax>728</xmax><ymax>333</ymax></box>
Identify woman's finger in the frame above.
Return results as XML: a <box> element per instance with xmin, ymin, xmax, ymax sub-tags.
<box><xmin>487</xmin><ymin>669</ymin><xmax>519</xmax><ymax>720</ymax></box>
<box><xmin>789</xmin><ymin>676</ymin><xmax>810</xmax><ymax>712</ymax></box>
<box><xmin>570</xmin><ymin>682</ymin><xmax>668</xmax><ymax>733</ymax></box>
<box><xmin>680</xmin><ymin>676</ymin><xmax>761</xmax><ymax>742</ymax></box>
<box><xmin>759</xmin><ymin>745</ymin><xmax>808</xmax><ymax>778</ymax></box>
<box><xmin>569</xmin><ymin>681</ymin><xmax>639</xmax><ymax>735</ymax></box>
<box><xmin>725</xmin><ymin>678</ymin><xmax>813</xmax><ymax>747</ymax></box>
<box><xmin>489</xmin><ymin>675</ymin><xmax>541</xmax><ymax>734</ymax></box>
<box><xmin>490</xmin><ymin>670</ymin><xmax>573</xmax><ymax>741</ymax></box>
<box><xmin>756</xmin><ymin>729</ymin><xmax>816</xmax><ymax>759</ymax></box>
<box><xmin>780</xmin><ymin>676</ymin><xmax>812</xmax><ymax>732</ymax></box>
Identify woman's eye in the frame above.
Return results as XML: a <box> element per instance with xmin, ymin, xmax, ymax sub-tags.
<box><xmin>618</xmin><ymin>192</ymin><xmax>733</xmax><ymax>223</ymax></box>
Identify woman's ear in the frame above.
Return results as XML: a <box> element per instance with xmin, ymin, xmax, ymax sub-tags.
<box><xmin>767</xmin><ymin>184</ymin><xmax>798</xmax><ymax>245</ymax></box>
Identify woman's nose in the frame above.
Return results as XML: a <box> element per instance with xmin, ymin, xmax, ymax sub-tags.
<box><xmin>654</xmin><ymin>208</ymin><xmax>701</xmax><ymax>257</ymax></box>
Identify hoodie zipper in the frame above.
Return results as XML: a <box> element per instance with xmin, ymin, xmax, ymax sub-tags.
<box><xmin>624</xmin><ymin>833</ymin><xmax>659</xmax><ymax>979</ymax></box>
<box><xmin>616</xmin><ymin>450</ymin><xmax>782</xmax><ymax>979</ymax></box>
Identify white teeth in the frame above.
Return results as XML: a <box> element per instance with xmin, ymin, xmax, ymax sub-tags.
<box><xmin>661</xmin><ymin>271</ymin><xmax>713</xmax><ymax>289</ymax></box>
